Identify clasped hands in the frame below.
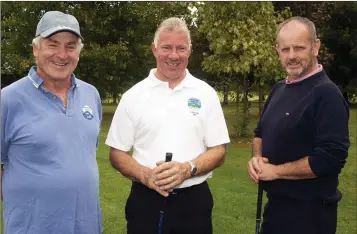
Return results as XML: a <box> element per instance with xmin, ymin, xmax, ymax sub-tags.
<box><xmin>248</xmin><ymin>156</ymin><xmax>279</xmax><ymax>183</ymax></box>
<box><xmin>142</xmin><ymin>160</ymin><xmax>189</xmax><ymax>197</ymax></box>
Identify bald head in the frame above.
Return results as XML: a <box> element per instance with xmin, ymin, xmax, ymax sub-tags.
<box><xmin>277</xmin><ymin>20</ymin><xmax>311</xmax><ymax>49</ymax></box>
<box><xmin>276</xmin><ymin>16</ymin><xmax>317</xmax><ymax>46</ymax></box>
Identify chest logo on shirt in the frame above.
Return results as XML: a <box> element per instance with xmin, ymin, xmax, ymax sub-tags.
<box><xmin>188</xmin><ymin>97</ymin><xmax>201</xmax><ymax>116</ymax></box>
<box><xmin>82</xmin><ymin>105</ymin><xmax>94</xmax><ymax>120</ymax></box>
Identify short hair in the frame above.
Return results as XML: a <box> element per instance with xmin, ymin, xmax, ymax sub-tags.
<box><xmin>276</xmin><ymin>16</ymin><xmax>317</xmax><ymax>45</ymax></box>
<box><xmin>153</xmin><ymin>17</ymin><xmax>191</xmax><ymax>48</ymax></box>
<box><xmin>32</xmin><ymin>35</ymin><xmax>84</xmax><ymax>52</ymax></box>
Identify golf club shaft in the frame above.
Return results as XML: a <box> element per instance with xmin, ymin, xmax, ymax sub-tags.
<box><xmin>158</xmin><ymin>152</ymin><xmax>173</xmax><ymax>234</ymax></box>
<box><xmin>255</xmin><ymin>183</ymin><xmax>263</xmax><ymax>234</ymax></box>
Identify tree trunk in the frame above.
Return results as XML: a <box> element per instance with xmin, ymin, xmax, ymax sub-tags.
<box><xmin>237</xmin><ymin>75</ymin><xmax>251</xmax><ymax>137</ymax></box>
<box><xmin>236</xmin><ymin>81</ymin><xmax>240</xmax><ymax>108</ymax></box>
<box><xmin>223</xmin><ymin>83</ymin><xmax>229</xmax><ymax>105</ymax></box>
<box><xmin>243</xmin><ymin>75</ymin><xmax>249</xmax><ymax>113</ymax></box>
<box><xmin>258</xmin><ymin>77</ymin><xmax>263</xmax><ymax>117</ymax></box>
<box><xmin>112</xmin><ymin>93</ymin><xmax>118</xmax><ymax>105</ymax></box>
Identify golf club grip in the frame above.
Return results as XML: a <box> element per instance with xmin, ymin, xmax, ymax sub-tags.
<box><xmin>255</xmin><ymin>183</ymin><xmax>263</xmax><ymax>234</ymax></box>
<box><xmin>165</xmin><ymin>152</ymin><xmax>173</xmax><ymax>162</ymax></box>
<box><xmin>256</xmin><ymin>184</ymin><xmax>263</xmax><ymax>219</ymax></box>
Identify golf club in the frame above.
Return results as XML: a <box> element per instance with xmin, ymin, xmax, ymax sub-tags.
<box><xmin>158</xmin><ymin>152</ymin><xmax>173</xmax><ymax>234</ymax></box>
<box><xmin>255</xmin><ymin>182</ymin><xmax>263</xmax><ymax>234</ymax></box>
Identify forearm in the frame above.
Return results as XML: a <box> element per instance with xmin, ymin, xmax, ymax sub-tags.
<box><xmin>276</xmin><ymin>156</ymin><xmax>317</xmax><ymax>179</ymax></box>
<box><xmin>191</xmin><ymin>144</ymin><xmax>226</xmax><ymax>176</ymax></box>
<box><xmin>252</xmin><ymin>137</ymin><xmax>263</xmax><ymax>158</ymax></box>
<box><xmin>109</xmin><ymin>148</ymin><xmax>148</xmax><ymax>184</ymax></box>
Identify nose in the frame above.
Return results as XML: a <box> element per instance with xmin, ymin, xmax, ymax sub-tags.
<box><xmin>288</xmin><ymin>49</ymin><xmax>296</xmax><ymax>59</ymax></box>
<box><xmin>168</xmin><ymin>49</ymin><xmax>179</xmax><ymax>60</ymax></box>
<box><xmin>56</xmin><ymin>46</ymin><xmax>68</xmax><ymax>59</ymax></box>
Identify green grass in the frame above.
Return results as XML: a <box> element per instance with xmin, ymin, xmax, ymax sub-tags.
<box><xmin>98</xmin><ymin>103</ymin><xmax>356</xmax><ymax>234</ymax></box>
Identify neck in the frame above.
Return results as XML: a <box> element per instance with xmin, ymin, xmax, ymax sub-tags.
<box><xmin>154</xmin><ymin>70</ymin><xmax>186</xmax><ymax>89</ymax></box>
<box><xmin>41</xmin><ymin>76</ymin><xmax>72</xmax><ymax>94</ymax></box>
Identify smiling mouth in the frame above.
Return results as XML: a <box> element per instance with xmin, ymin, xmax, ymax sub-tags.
<box><xmin>166</xmin><ymin>62</ymin><xmax>179</xmax><ymax>67</ymax></box>
<box><xmin>287</xmin><ymin>62</ymin><xmax>301</xmax><ymax>68</ymax></box>
<box><xmin>52</xmin><ymin>61</ymin><xmax>67</xmax><ymax>67</ymax></box>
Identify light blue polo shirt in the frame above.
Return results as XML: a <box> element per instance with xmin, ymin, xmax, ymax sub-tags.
<box><xmin>1</xmin><ymin>67</ymin><xmax>103</xmax><ymax>234</ymax></box>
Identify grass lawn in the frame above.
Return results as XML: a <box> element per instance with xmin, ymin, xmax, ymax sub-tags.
<box><xmin>98</xmin><ymin>103</ymin><xmax>356</xmax><ymax>234</ymax></box>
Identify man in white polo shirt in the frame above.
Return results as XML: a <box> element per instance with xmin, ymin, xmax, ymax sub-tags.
<box><xmin>105</xmin><ymin>17</ymin><xmax>230</xmax><ymax>234</ymax></box>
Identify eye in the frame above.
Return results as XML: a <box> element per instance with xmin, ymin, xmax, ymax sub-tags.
<box><xmin>281</xmin><ymin>48</ymin><xmax>289</xmax><ymax>53</ymax></box>
<box><xmin>161</xmin><ymin>46</ymin><xmax>171</xmax><ymax>52</ymax></box>
<box><xmin>48</xmin><ymin>44</ymin><xmax>57</xmax><ymax>48</ymax></box>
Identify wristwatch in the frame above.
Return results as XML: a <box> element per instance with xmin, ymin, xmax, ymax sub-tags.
<box><xmin>188</xmin><ymin>160</ymin><xmax>197</xmax><ymax>176</ymax></box>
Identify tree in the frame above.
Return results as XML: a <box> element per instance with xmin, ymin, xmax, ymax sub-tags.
<box><xmin>322</xmin><ymin>2</ymin><xmax>357</xmax><ymax>103</ymax></box>
<box><xmin>1</xmin><ymin>2</ymin><xmax>192</xmax><ymax>101</ymax></box>
<box><xmin>198</xmin><ymin>2</ymin><xmax>287</xmax><ymax>137</ymax></box>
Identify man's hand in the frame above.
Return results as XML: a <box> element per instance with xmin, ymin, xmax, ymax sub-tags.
<box><xmin>257</xmin><ymin>159</ymin><xmax>279</xmax><ymax>181</ymax></box>
<box><xmin>248</xmin><ymin>157</ymin><xmax>269</xmax><ymax>183</ymax></box>
<box><xmin>154</xmin><ymin>161</ymin><xmax>190</xmax><ymax>191</ymax></box>
<box><xmin>141</xmin><ymin>167</ymin><xmax>170</xmax><ymax>197</ymax></box>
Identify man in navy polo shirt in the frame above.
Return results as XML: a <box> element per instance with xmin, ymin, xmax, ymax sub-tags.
<box><xmin>1</xmin><ymin>11</ymin><xmax>103</xmax><ymax>234</ymax></box>
<box><xmin>248</xmin><ymin>17</ymin><xmax>350</xmax><ymax>234</ymax></box>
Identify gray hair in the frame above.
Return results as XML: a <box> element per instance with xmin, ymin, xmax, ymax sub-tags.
<box><xmin>153</xmin><ymin>17</ymin><xmax>191</xmax><ymax>48</ymax></box>
<box><xmin>276</xmin><ymin>16</ymin><xmax>317</xmax><ymax>45</ymax></box>
<box><xmin>32</xmin><ymin>35</ymin><xmax>84</xmax><ymax>52</ymax></box>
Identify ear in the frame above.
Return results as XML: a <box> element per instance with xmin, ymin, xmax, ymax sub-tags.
<box><xmin>313</xmin><ymin>39</ymin><xmax>321</xmax><ymax>56</ymax></box>
<box><xmin>275</xmin><ymin>44</ymin><xmax>280</xmax><ymax>54</ymax></box>
<box><xmin>188</xmin><ymin>44</ymin><xmax>192</xmax><ymax>57</ymax></box>
<box><xmin>32</xmin><ymin>43</ymin><xmax>39</xmax><ymax>57</ymax></box>
<box><xmin>151</xmin><ymin>42</ymin><xmax>158</xmax><ymax>58</ymax></box>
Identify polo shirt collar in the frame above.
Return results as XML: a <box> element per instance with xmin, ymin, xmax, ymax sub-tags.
<box><xmin>147</xmin><ymin>68</ymin><xmax>196</xmax><ymax>88</ymax></box>
<box><xmin>27</xmin><ymin>66</ymin><xmax>79</xmax><ymax>89</ymax></box>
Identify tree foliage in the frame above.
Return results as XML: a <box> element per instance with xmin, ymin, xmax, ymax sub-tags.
<box><xmin>1</xmin><ymin>2</ymin><xmax>192</xmax><ymax>100</ymax></box>
<box><xmin>197</xmin><ymin>2</ymin><xmax>286</xmax><ymax>79</ymax></box>
<box><xmin>197</xmin><ymin>2</ymin><xmax>289</xmax><ymax>137</ymax></box>
<box><xmin>321</xmin><ymin>2</ymin><xmax>357</xmax><ymax>101</ymax></box>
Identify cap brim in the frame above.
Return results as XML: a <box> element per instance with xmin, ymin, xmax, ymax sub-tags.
<box><xmin>40</xmin><ymin>26</ymin><xmax>83</xmax><ymax>40</ymax></box>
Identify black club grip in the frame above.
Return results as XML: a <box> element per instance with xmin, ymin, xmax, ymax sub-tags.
<box><xmin>165</xmin><ymin>152</ymin><xmax>173</xmax><ymax>162</ymax></box>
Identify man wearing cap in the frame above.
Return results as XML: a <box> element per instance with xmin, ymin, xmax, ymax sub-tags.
<box><xmin>1</xmin><ymin>11</ymin><xmax>103</xmax><ymax>234</ymax></box>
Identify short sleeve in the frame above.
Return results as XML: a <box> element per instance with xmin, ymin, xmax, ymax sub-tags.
<box><xmin>204</xmin><ymin>89</ymin><xmax>230</xmax><ymax>147</ymax></box>
<box><xmin>105</xmin><ymin>94</ymin><xmax>135</xmax><ymax>151</ymax></box>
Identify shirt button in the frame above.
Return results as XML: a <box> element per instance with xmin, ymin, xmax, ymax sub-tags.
<box><xmin>53</xmin><ymin>96</ymin><xmax>57</xmax><ymax>100</ymax></box>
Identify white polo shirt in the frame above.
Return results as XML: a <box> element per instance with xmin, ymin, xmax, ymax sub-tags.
<box><xmin>105</xmin><ymin>69</ymin><xmax>230</xmax><ymax>188</ymax></box>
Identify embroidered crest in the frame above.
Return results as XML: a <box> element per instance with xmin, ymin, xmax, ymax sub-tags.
<box><xmin>82</xmin><ymin>105</ymin><xmax>94</xmax><ymax>120</ymax></box>
<box><xmin>187</xmin><ymin>97</ymin><xmax>201</xmax><ymax>116</ymax></box>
